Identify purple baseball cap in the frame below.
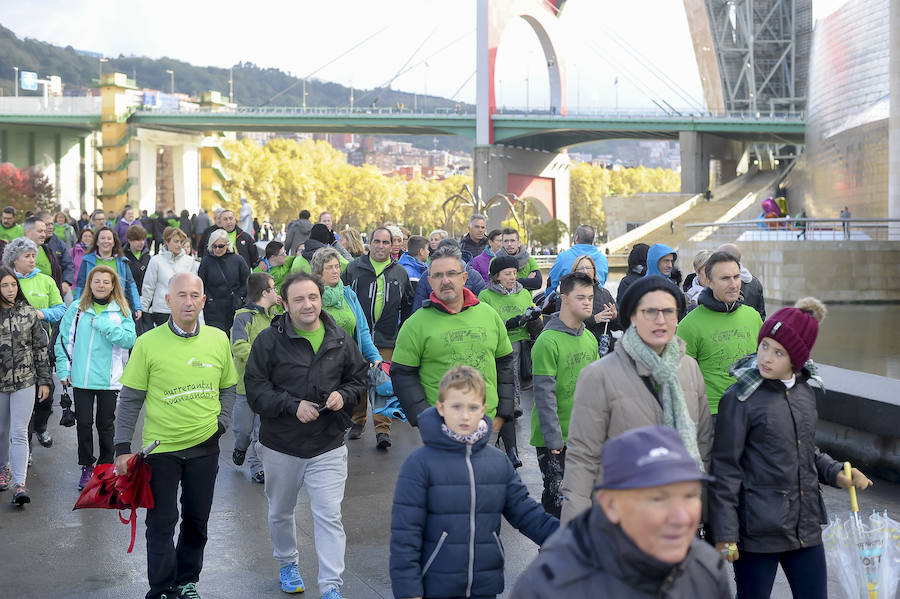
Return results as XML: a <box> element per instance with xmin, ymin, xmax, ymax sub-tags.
<box><xmin>595</xmin><ymin>425</ymin><xmax>714</xmax><ymax>490</ymax></box>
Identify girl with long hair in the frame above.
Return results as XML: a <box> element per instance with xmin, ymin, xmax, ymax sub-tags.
<box><xmin>0</xmin><ymin>265</ymin><xmax>51</xmax><ymax>505</ymax></box>
<box><xmin>56</xmin><ymin>264</ymin><xmax>136</xmax><ymax>490</ymax></box>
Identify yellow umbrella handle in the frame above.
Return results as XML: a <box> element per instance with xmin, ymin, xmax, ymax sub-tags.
<box><xmin>844</xmin><ymin>461</ymin><xmax>859</xmax><ymax>514</ymax></box>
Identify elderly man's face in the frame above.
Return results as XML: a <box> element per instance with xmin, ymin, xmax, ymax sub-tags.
<box><xmin>26</xmin><ymin>220</ymin><xmax>47</xmax><ymax>244</ymax></box>
<box><xmin>2</xmin><ymin>212</ymin><xmax>15</xmax><ymax>227</ymax></box>
<box><xmin>597</xmin><ymin>481</ymin><xmax>702</xmax><ymax>564</ymax></box>
<box><xmin>92</xmin><ymin>212</ymin><xmax>107</xmax><ymax>229</ymax></box>
<box><xmin>469</xmin><ymin>218</ymin><xmax>486</xmax><ymax>241</ymax></box>
<box><xmin>165</xmin><ymin>274</ymin><xmax>205</xmax><ymax>327</ymax></box>
<box><xmin>429</xmin><ymin>256</ymin><xmax>467</xmax><ymax>305</ymax></box>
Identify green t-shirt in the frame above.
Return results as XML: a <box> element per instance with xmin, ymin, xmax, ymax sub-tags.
<box><xmin>0</xmin><ymin>223</ymin><xmax>23</xmax><ymax>241</ymax></box>
<box><xmin>289</xmin><ymin>255</ymin><xmax>311</xmax><ymax>274</ymax></box>
<box><xmin>293</xmin><ymin>323</ymin><xmax>325</xmax><ymax>353</ymax></box>
<box><xmin>371</xmin><ymin>257</ymin><xmax>391</xmax><ymax>322</ymax></box>
<box><xmin>119</xmin><ymin>324</ymin><xmax>238</xmax><ymax>453</ymax></box>
<box><xmin>227</xmin><ymin>230</ymin><xmax>237</xmax><ymax>251</ymax></box>
<box><xmin>529</xmin><ymin>327</ymin><xmax>598</xmax><ymax>447</ymax></box>
<box><xmin>18</xmin><ymin>272</ymin><xmax>63</xmax><ymax>311</ymax></box>
<box><xmin>96</xmin><ymin>256</ymin><xmax>117</xmax><ymax>271</ymax></box>
<box><xmin>54</xmin><ymin>224</ymin><xmax>68</xmax><ymax>242</ymax></box>
<box><xmin>392</xmin><ymin>301</ymin><xmax>513</xmax><ymax>418</ymax></box>
<box><xmin>478</xmin><ymin>287</ymin><xmax>535</xmax><ymax>343</ymax></box>
<box><xmin>677</xmin><ymin>304</ymin><xmax>763</xmax><ymax>414</ymax></box>
<box><xmin>36</xmin><ymin>247</ymin><xmax>52</xmax><ymax>278</ymax></box>
<box><xmin>93</xmin><ymin>301</ymin><xmax>108</xmax><ymax>314</ymax></box>
<box><xmin>324</xmin><ymin>302</ymin><xmax>356</xmax><ymax>337</ymax></box>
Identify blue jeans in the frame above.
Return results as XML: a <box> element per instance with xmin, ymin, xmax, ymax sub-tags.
<box><xmin>232</xmin><ymin>394</ymin><xmax>262</xmax><ymax>475</ymax></box>
<box><xmin>733</xmin><ymin>544</ymin><xmax>827</xmax><ymax>599</ymax></box>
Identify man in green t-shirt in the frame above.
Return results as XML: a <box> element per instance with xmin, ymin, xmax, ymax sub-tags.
<box><xmin>531</xmin><ymin>272</ymin><xmax>599</xmax><ymax>517</ymax></box>
<box><xmin>677</xmin><ymin>252</ymin><xmax>763</xmax><ymax>418</ymax></box>
<box><xmin>0</xmin><ymin>206</ymin><xmax>23</xmax><ymax>241</ymax></box>
<box><xmin>391</xmin><ymin>245</ymin><xmax>516</xmax><ymax>433</ymax></box>
<box><xmin>113</xmin><ymin>272</ymin><xmax>237</xmax><ymax>599</ymax></box>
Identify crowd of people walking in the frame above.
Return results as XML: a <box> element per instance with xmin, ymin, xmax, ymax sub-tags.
<box><xmin>0</xmin><ymin>202</ymin><xmax>875</xmax><ymax>599</ymax></box>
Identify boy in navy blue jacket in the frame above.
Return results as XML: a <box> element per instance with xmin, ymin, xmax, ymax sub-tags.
<box><xmin>390</xmin><ymin>365</ymin><xmax>558</xmax><ymax>599</ymax></box>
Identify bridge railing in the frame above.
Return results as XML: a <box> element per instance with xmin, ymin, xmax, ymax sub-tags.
<box><xmin>133</xmin><ymin>105</ymin><xmax>474</xmax><ymax>116</ymax></box>
<box><xmin>0</xmin><ymin>96</ymin><xmax>102</xmax><ymax>114</ymax></box>
<box><xmin>684</xmin><ymin>218</ymin><xmax>900</xmax><ymax>243</ymax></box>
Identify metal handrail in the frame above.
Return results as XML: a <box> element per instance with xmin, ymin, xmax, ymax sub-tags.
<box><xmin>685</xmin><ymin>218</ymin><xmax>900</xmax><ymax>227</ymax></box>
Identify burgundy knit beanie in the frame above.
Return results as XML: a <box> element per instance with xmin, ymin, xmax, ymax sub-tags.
<box><xmin>757</xmin><ymin>298</ymin><xmax>826</xmax><ymax>371</ymax></box>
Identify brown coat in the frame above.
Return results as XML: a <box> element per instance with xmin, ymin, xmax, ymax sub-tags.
<box><xmin>560</xmin><ymin>337</ymin><xmax>713</xmax><ymax>524</ymax></box>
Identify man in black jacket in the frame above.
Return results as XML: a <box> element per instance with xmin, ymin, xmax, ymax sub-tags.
<box><xmin>459</xmin><ymin>212</ymin><xmax>488</xmax><ymax>257</ymax></box>
<box><xmin>509</xmin><ymin>426</ymin><xmax>730</xmax><ymax>598</ymax></box>
<box><xmin>244</xmin><ymin>271</ymin><xmax>367</xmax><ymax>598</ymax></box>
<box><xmin>341</xmin><ymin>227</ymin><xmax>414</xmax><ymax>449</ymax></box>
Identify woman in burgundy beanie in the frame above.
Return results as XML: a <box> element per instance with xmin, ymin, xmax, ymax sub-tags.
<box><xmin>707</xmin><ymin>297</ymin><xmax>873</xmax><ymax>599</ymax></box>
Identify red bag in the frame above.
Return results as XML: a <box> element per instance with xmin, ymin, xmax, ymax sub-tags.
<box><xmin>73</xmin><ymin>441</ymin><xmax>158</xmax><ymax>553</ymax></box>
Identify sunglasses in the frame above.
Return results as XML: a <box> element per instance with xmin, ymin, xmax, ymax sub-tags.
<box><xmin>211</xmin><ymin>244</ymin><xmax>227</xmax><ymax>250</ymax></box>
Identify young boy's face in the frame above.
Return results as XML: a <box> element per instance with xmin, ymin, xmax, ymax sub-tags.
<box><xmin>757</xmin><ymin>337</ymin><xmax>794</xmax><ymax>380</ymax></box>
<box><xmin>436</xmin><ymin>388</ymin><xmax>486</xmax><ymax>436</ymax></box>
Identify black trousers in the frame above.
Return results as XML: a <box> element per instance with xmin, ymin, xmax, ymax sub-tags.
<box><xmin>144</xmin><ymin>450</ymin><xmax>219</xmax><ymax>599</ymax></box>
<box><xmin>73</xmin><ymin>388</ymin><xmax>118</xmax><ymax>466</ymax></box>
<box><xmin>733</xmin><ymin>544</ymin><xmax>827</xmax><ymax>599</ymax></box>
<box><xmin>536</xmin><ymin>446</ymin><xmax>567</xmax><ymax>518</ymax></box>
<box><xmin>29</xmin><ymin>377</ymin><xmax>55</xmax><ymax>436</ymax></box>
<box><xmin>150</xmin><ymin>312</ymin><xmax>170</xmax><ymax>327</ymax></box>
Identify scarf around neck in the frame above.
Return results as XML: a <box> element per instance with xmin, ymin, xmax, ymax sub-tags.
<box><xmin>441</xmin><ymin>418</ymin><xmax>489</xmax><ymax>445</ymax></box>
<box><xmin>621</xmin><ymin>326</ymin><xmax>703</xmax><ymax>469</ymax></box>
<box><xmin>488</xmin><ymin>280</ymin><xmax>523</xmax><ymax>295</ymax></box>
<box><xmin>729</xmin><ymin>353</ymin><xmax>824</xmax><ymax>402</ymax></box>
<box><xmin>501</xmin><ymin>244</ymin><xmax>531</xmax><ymax>270</ymax></box>
<box><xmin>322</xmin><ymin>280</ymin><xmax>345</xmax><ymax>309</ymax></box>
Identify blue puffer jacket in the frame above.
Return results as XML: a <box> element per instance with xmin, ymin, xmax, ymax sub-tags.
<box><xmin>74</xmin><ymin>252</ymin><xmax>142</xmax><ymax>315</ymax></box>
<box><xmin>390</xmin><ymin>407</ymin><xmax>558</xmax><ymax>599</ymax></box>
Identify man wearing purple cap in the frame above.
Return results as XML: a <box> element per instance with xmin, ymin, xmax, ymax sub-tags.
<box><xmin>509</xmin><ymin>425</ymin><xmax>731</xmax><ymax>598</ymax></box>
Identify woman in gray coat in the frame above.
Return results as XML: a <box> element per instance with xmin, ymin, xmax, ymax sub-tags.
<box><xmin>560</xmin><ymin>275</ymin><xmax>713</xmax><ymax>524</ymax></box>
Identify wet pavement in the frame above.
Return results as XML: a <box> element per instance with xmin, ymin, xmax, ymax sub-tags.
<box><xmin>3</xmin><ymin>386</ymin><xmax>899</xmax><ymax>599</ymax></box>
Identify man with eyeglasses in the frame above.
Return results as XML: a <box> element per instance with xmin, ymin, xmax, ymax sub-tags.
<box><xmin>341</xmin><ymin>227</ymin><xmax>414</xmax><ymax>449</ymax></box>
<box><xmin>391</xmin><ymin>244</ymin><xmax>516</xmax><ymax>432</ymax></box>
<box><xmin>230</xmin><ymin>272</ymin><xmax>281</xmax><ymax>484</ymax></box>
<box><xmin>677</xmin><ymin>251</ymin><xmax>763</xmax><ymax>423</ymax></box>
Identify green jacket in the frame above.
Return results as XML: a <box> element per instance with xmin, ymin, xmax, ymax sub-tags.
<box><xmin>253</xmin><ymin>255</ymin><xmax>310</xmax><ymax>292</ymax></box>
<box><xmin>231</xmin><ymin>302</ymin><xmax>279</xmax><ymax>395</ymax></box>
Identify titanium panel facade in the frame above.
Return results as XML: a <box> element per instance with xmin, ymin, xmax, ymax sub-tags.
<box><xmin>790</xmin><ymin>0</ymin><xmax>890</xmax><ymax>217</ymax></box>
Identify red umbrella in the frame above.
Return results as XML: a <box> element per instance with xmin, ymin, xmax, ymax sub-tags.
<box><xmin>73</xmin><ymin>440</ymin><xmax>159</xmax><ymax>553</ymax></box>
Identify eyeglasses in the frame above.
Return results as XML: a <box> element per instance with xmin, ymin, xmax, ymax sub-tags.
<box><xmin>639</xmin><ymin>307</ymin><xmax>678</xmax><ymax>321</ymax></box>
<box><xmin>574</xmin><ymin>266</ymin><xmax>594</xmax><ymax>273</ymax></box>
<box><xmin>211</xmin><ymin>244</ymin><xmax>227</xmax><ymax>250</ymax></box>
<box><xmin>265</xmin><ymin>287</ymin><xmax>276</xmax><ymax>293</ymax></box>
<box><xmin>428</xmin><ymin>270</ymin><xmax>464</xmax><ymax>281</ymax></box>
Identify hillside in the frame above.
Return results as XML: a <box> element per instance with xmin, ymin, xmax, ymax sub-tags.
<box><xmin>0</xmin><ymin>23</ymin><xmax>475</xmax><ymax>152</ymax></box>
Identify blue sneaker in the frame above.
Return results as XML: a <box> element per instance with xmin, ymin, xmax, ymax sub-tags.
<box><xmin>279</xmin><ymin>562</ymin><xmax>305</xmax><ymax>593</ymax></box>
<box><xmin>320</xmin><ymin>589</ymin><xmax>343</xmax><ymax>599</ymax></box>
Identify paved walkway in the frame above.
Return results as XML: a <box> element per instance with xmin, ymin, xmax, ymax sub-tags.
<box><xmin>3</xmin><ymin>388</ymin><xmax>899</xmax><ymax>598</ymax></box>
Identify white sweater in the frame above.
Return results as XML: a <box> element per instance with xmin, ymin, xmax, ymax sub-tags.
<box><xmin>140</xmin><ymin>250</ymin><xmax>200</xmax><ymax>313</ymax></box>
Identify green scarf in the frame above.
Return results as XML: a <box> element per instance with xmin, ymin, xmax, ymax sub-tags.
<box><xmin>322</xmin><ymin>281</ymin><xmax>344</xmax><ymax>309</ymax></box>
<box><xmin>621</xmin><ymin>326</ymin><xmax>703</xmax><ymax>470</ymax></box>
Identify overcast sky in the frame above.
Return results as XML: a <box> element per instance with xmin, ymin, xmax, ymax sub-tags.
<box><xmin>2</xmin><ymin>0</ymin><xmax>846</xmax><ymax>111</ymax></box>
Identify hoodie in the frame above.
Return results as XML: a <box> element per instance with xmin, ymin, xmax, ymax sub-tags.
<box><xmin>389</xmin><ymin>406</ymin><xmax>559</xmax><ymax>599</ymax></box>
<box><xmin>646</xmin><ymin>243</ymin><xmax>677</xmax><ymax>278</ymax></box>
<box><xmin>530</xmin><ymin>313</ymin><xmax>599</xmax><ymax>450</ymax></box>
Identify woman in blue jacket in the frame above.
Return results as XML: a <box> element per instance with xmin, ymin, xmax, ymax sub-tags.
<box><xmin>56</xmin><ymin>264</ymin><xmax>136</xmax><ymax>491</ymax></box>
<box><xmin>310</xmin><ymin>246</ymin><xmax>381</xmax><ymax>364</ymax></box>
<box><xmin>73</xmin><ymin>227</ymin><xmax>142</xmax><ymax>320</ymax></box>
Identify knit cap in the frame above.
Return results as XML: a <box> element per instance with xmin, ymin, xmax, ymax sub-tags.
<box><xmin>489</xmin><ymin>255</ymin><xmax>519</xmax><ymax>276</ymax></box>
<box><xmin>309</xmin><ymin>223</ymin><xmax>335</xmax><ymax>245</ymax></box>
<box><xmin>757</xmin><ymin>297</ymin><xmax>826</xmax><ymax>371</ymax></box>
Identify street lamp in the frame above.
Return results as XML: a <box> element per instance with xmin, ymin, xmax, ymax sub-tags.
<box><xmin>99</xmin><ymin>57</ymin><xmax>108</xmax><ymax>82</ymax></box>
<box><xmin>165</xmin><ymin>69</ymin><xmax>174</xmax><ymax>94</ymax></box>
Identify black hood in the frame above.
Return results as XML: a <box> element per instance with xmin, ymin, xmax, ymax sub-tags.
<box><xmin>627</xmin><ymin>243</ymin><xmax>649</xmax><ymax>275</ymax></box>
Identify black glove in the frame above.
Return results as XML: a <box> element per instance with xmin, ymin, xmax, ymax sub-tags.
<box><xmin>505</xmin><ymin>306</ymin><xmax>542</xmax><ymax>330</ymax></box>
